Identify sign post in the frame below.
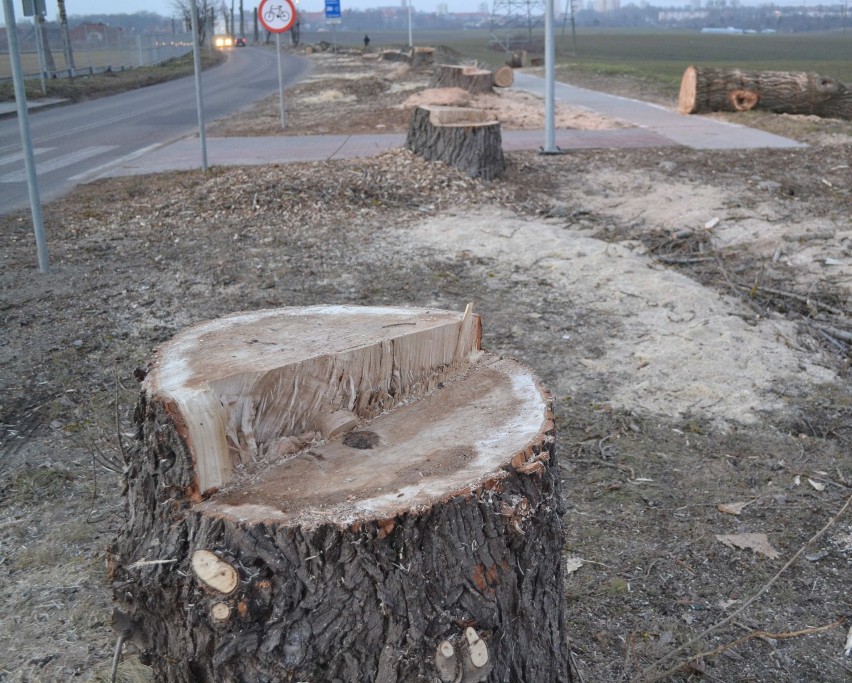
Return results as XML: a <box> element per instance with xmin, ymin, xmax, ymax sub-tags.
<box><xmin>3</xmin><ymin>0</ymin><xmax>48</xmax><ymax>272</ymax></box>
<box><xmin>325</xmin><ymin>0</ymin><xmax>341</xmax><ymax>51</ymax></box>
<box><xmin>258</xmin><ymin>0</ymin><xmax>298</xmax><ymax>129</ymax></box>
<box><xmin>189</xmin><ymin>0</ymin><xmax>208</xmax><ymax>171</ymax></box>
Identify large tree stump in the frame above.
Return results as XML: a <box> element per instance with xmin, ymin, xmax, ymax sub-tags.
<box><xmin>679</xmin><ymin>65</ymin><xmax>852</xmax><ymax>120</ymax></box>
<box><xmin>111</xmin><ymin>306</ymin><xmax>571</xmax><ymax>682</ymax></box>
<box><xmin>406</xmin><ymin>106</ymin><xmax>506</xmax><ymax>180</ymax></box>
<box><xmin>432</xmin><ymin>64</ymin><xmax>494</xmax><ymax>95</ymax></box>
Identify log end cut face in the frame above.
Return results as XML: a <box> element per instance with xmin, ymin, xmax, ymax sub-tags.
<box><xmin>426</xmin><ymin>105</ymin><xmax>498</xmax><ymax>127</ymax></box>
<box><xmin>143</xmin><ymin>306</ymin><xmax>552</xmax><ymax>528</ymax></box>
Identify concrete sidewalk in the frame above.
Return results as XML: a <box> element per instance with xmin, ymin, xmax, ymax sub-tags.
<box><xmin>514</xmin><ymin>73</ymin><xmax>805</xmax><ymax>150</ymax></box>
<box><xmin>91</xmin><ymin>127</ymin><xmax>679</xmax><ymax>179</ymax></box>
<box><xmin>0</xmin><ymin>98</ymin><xmax>70</xmax><ymax>119</ymax></box>
<box><xmin>84</xmin><ymin>73</ymin><xmax>805</xmax><ymax>179</ymax></box>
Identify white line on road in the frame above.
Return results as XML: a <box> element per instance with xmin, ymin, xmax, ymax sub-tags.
<box><xmin>0</xmin><ymin>146</ymin><xmax>116</xmax><ymax>183</ymax></box>
<box><xmin>0</xmin><ymin>148</ymin><xmax>52</xmax><ymax>168</ymax></box>
<box><xmin>69</xmin><ymin>141</ymin><xmax>181</xmax><ymax>182</ymax></box>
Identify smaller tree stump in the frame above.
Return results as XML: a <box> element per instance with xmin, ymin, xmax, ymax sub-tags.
<box><xmin>380</xmin><ymin>49</ymin><xmax>410</xmax><ymax>63</ymax></box>
<box><xmin>432</xmin><ymin>64</ymin><xmax>494</xmax><ymax>95</ymax></box>
<box><xmin>410</xmin><ymin>46</ymin><xmax>435</xmax><ymax>68</ymax></box>
<box><xmin>507</xmin><ymin>50</ymin><xmax>528</xmax><ymax>68</ymax></box>
<box><xmin>406</xmin><ymin>105</ymin><xmax>506</xmax><ymax>180</ymax></box>
<box><xmin>679</xmin><ymin>65</ymin><xmax>852</xmax><ymax>120</ymax></box>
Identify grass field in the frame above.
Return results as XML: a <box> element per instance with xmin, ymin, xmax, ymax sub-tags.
<box><xmin>310</xmin><ymin>27</ymin><xmax>852</xmax><ymax>94</ymax></box>
<box><xmin>547</xmin><ymin>29</ymin><xmax>852</xmax><ymax>91</ymax></box>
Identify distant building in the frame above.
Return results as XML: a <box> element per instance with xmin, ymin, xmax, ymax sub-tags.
<box><xmin>658</xmin><ymin>9</ymin><xmax>709</xmax><ymax>22</ymax></box>
<box><xmin>593</xmin><ymin>0</ymin><xmax>620</xmax><ymax>11</ymax></box>
<box><xmin>69</xmin><ymin>22</ymin><xmax>124</xmax><ymax>46</ymax></box>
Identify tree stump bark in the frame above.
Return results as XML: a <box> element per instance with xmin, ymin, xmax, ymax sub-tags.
<box><xmin>432</xmin><ymin>64</ymin><xmax>494</xmax><ymax>95</ymax></box>
<box><xmin>410</xmin><ymin>46</ymin><xmax>435</xmax><ymax>68</ymax></box>
<box><xmin>678</xmin><ymin>65</ymin><xmax>852</xmax><ymax>120</ymax></box>
<box><xmin>380</xmin><ymin>49</ymin><xmax>410</xmax><ymax>63</ymax></box>
<box><xmin>111</xmin><ymin>306</ymin><xmax>571</xmax><ymax>683</ymax></box>
<box><xmin>506</xmin><ymin>51</ymin><xmax>528</xmax><ymax>69</ymax></box>
<box><xmin>405</xmin><ymin>106</ymin><xmax>506</xmax><ymax>180</ymax></box>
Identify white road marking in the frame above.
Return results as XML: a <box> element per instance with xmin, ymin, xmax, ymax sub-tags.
<box><xmin>0</xmin><ymin>148</ymin><xmax>52</xmax><ymax>168</ymax></box>
<box><xmin>0</xmin><ymin>145</ymin><xmax>116</xmax><ymax>183</ymax></box>
<box><xmin>70</xmin><ymin>142</ymin><xmax>171</xmax><ymax>182</ymax></box>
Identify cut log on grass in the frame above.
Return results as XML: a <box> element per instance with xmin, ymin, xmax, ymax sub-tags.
<box><xmin>432</xmin><ymin>64</ymin><xmax>494</xmax><ymax>95</ymax></box>
<box><xmin>679</xmin><ymin>65</ymin><xmax>852</xmax><ymax>120</ymax></box>
<box><xmin>492</xmin><ymin>65</ymin><xmax>514</xmax><ymax>88</ymax></box>
<box><xmin>406</xmin><ymin>105</ymin><xmax>506</xmax><ymax>180</ymax></box>
<box><xmin>110</xmin><ymin>306</ymin><xmax>571</xmax><ymax>683</ymax></box>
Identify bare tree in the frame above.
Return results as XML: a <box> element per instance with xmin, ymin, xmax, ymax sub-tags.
<box><xmin>57</xmin><ymin>0</ymin><xmax>76</xmax><ymax>70</ymax></box>
<box><xmin>171</xmin><ymin>0</ymin><xmax>215</xmax><ymax>45</ymax></box>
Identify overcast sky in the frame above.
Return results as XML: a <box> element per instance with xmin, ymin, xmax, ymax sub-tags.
<box><xmin>3</xmin><ymin>0</ymin><xmax>785</xmax><ymax>23</ymax></box>
<box><xmin>25</xmin><ymin>0</ymin><xmax>492</xmax><ymax>20</ymax></box>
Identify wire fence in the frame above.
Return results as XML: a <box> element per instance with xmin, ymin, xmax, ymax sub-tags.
<box><xmin>0</xmin><ymin>28</ymin><xmax>194</xmax><ymax>81</ymax></box>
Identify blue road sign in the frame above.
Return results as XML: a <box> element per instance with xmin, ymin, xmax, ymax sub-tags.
<box><xmin>325</xmin><ymin>1</ymin><xmax>341</xmax><ymax>19</ymax></box>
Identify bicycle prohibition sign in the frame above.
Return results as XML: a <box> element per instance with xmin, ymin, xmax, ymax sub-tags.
<box><xmin>258</xmin><ymin>0</ymin><xmax>297</xmax><ymax>33</ymax></box>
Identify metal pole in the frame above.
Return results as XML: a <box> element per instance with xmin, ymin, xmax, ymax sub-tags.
<box><xmin>189</xmin><ymin>0</ymin><xmax>208</xmax><ymax>172</ymax></box>
<box><xmin>408</xmin><ymin>0</ymin><xmax>413</xmax><ymax>48</ymax></box>
<box><xmin>276</xmin><ymin>32</ymin><xmax>286</xmax><ymax>128</ymax></box>
<box><xmin>33</xmin><ymin>12</ymin><xmax>47</xmax><ymax>94</ymax></box>
<box><xmin>2</xmin><ymin>0</ymin><xmax>49</xmax><ymax>272</ymax></box>
<box><xmin>543</xmin><ymin>0</ymin><xmax>557</xmax><ymax>153</ymax></box>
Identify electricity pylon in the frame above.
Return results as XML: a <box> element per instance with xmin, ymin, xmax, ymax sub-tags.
<box><xmin>490</xmin><ymin>0</ymin><xmax>547</xmax><ymax>50</ymax></box>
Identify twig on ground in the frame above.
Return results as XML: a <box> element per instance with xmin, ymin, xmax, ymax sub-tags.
<box><xmin>569</xmin><ymin>649</ymin><xmax>586</xmax><ymax>683</ymax></box>
<box><xmin>110</xmin><ymin>631</ymin><xmax>127</xmax><ymax>683</ymax></box>
<box><xmin>567</xmin><ymin>458</ymin><xmax>637</xmax><ymax>481</ymax></box>
<box><xmin>684</xmin><ymin>619</ymin><xmax>845</xmax><ymax>666</ymax></box>
<box><xmin>743</xmin><ymin>284</ymin><xmax>848</xmax><ymax>317</ymax></box>
<box><xmin>620</xmin><ymin>632</ymin><xmax>636</xmax><ymax>682</ymax></box>
<box><xmin>635</xmin><ymin>491</ymin><xmax>852</xmax><ymax>683</ymax></box>
<box><xmin>655</xmin><ymin>255</ymin><xmax>715</xmax><ymax>265</ymax></box>
<box><xmin>714</xmin><ymin>253</ymin><xmax>763</xmax><ymax>317</ymax></box>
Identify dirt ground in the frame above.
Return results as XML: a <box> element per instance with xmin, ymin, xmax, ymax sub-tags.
<box><xmin>1</xmin><ymin>49</ymin><xmax>851</xmax><ymax>682</ymax></box>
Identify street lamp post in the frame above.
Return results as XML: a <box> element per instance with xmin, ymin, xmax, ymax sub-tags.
<box><xmin>543</xmin><ymin>0</ymin><xmax>556</xmax><ymax>153</ymax></box>
<box><xmin>408</xmin><ymin>0</ymin><xmax>413</xmax><ymax>48</ymax></box>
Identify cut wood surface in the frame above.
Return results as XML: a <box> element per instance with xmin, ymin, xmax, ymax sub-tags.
<box><xmin>432</xmin><ymin>63</ymin><xmax>494</xmax><ymax>94</ymax></box>
<box><xmin>492</xmin><ymin>64</ymin><xmax>514</xmax><ymax>88</ymax></box>
<box><xmin>111</xmin><ymin>305</ymin><xmax>571</xmax><ymax>682</ymax></box>
<box><xmin>406</xmin><ymin>105</ymin><xmax>506</xmax><ymax>180</ymax></box>
<box><xmin>679</xmin><ymin>65</ymin><xmax>852</xmax><ymax>120</ymax></box>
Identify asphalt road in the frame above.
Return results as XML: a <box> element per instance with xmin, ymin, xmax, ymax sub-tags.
<box><xmin>0</xmin><ymin>47</ymin><xmax>309</xmax><ymax>216</ymax></box>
